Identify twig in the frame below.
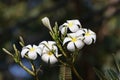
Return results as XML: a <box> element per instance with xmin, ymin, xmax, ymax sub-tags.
<box><xmin>19</xmin><ymin>61</ymin><xmax>35</xmax><ymax>76</ymax></box>
<box><xmin>2</xmin><ymin>48</ymin><xmax>14</xmax><ymax>57</ymax></box>
<box><xmin>71</xmin><ymin>65</ymin><xmax>83</xmax><ymax>80</ymax></box>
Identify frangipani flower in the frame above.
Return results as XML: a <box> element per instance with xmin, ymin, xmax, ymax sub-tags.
<box><xmin>21</xmin><ymin>45</ymin><xmax>41</xmax><ymax>60</ymax></box>
<box><xmin>76</xmin><ymin>28</ymin><xmax>96</xmax><ymax>45</ymax></box>
<box><xmin>39</xmin><ymin>41</ymin><xmax>59</xmax><ymax>64</ymax></box>
<box><xmin>41</xmin><ymin>17</ymin><xmax>52</xmax><ymax>31</ymax></box>
<box><xmin>59</xmin><ymin>20</ymin><xmax>82</xmax><ymax>34</ymax></box>
<box><xmin>63</xmin><ymin>33</ymin><xmax>84</xmax><ymax>52</ymax></box>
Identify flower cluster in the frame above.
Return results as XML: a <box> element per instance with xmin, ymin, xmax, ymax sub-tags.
<box><xmin>60</xmin><ymin>20</ymin><xmax>96</xmax><ymax>52</ymax></box>
<box><xmin>21</xmin><ymin>41</ymin><xmax>59</xmax><ymax>64</ymax></box>
<box><xmin>20</xmin><ymin>17</ymin><xmax>96</xmax><ymax>64</ymax></box>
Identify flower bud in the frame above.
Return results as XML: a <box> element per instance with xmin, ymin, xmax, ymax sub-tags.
<box><xmin>41</xmin><ymin>17</ymin><xmax>52</xmax><ymax>31</ymax></box>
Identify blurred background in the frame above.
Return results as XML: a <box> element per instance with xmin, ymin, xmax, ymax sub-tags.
<box><xmin>0</xmin><ymin>0</ymin><xmax>120</xmax><ymax>80</ymax></box>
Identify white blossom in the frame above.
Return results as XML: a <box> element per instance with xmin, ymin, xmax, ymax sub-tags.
<box><xmin>21</xmin><ymin>45</ymin><xmax>41</xmax><ymax>60</ymax></box>
<box><xmin>39</xmin><ymin>41</ymin><xmax>59</xmax><ymax>64</ymax></box>
<box><xmin>59</xmin><ymin>20</ymin><xmax>82</xmax><ymax>34</ymax></box>
<box><xmin>63</xmin><ymin>33</ymin><xmax>84</xmax><ymax>52</ymax></box>
<box><xmin>76</xmin><ymin>28</ymin><xmax>96</xmax><ymax>45</ymax></box>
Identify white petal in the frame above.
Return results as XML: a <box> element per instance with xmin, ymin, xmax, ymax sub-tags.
<box><xmin>76</xmin><ymin>29</ymin><xmax>85</xmax><ymax>36</ymax></box>
<box><xmin>48</xmin><ymin>41</ymin><xmax>56</xmax><ymax>45</ymax></box>
<box><xmin>92</xmin><ymin>34</ymin><xmax>96</xmax><ymax>43</ymax></box>
<box><xmin>38</xmin><ymin>43</ymin><xmax>45</xmax><ymax>50</ymax></box>
<box><xmin>38</xmin><ymin>46</ymin><xmax>45</xmax><ymax>55</ymax></box>
<box><xmin>59</xmin><ymin>25</ymin><xmax>63</xmax><ymax>31</ymax></box>
<box><xmin>67</xmin><ymin>20</ymin><xmax>80</xmax><ymax>25</ymax></box>
<box><xmin>28</xmin><ymin>52</ymin><xmax>37</xmax><ymax>60</ymax></box>
<box><xmin>53</xmin><ymin>46</ymin><xmax>59</xmax><ymax>57</ymax></box>
<box><xmin>40</xmin><ymin>41</ymin><xmax>47</xmax><ymax>45</ymax></box>
<box><xmin>41</xmin><ymin>54</ymin><xmax>50</xmax><ymax>63</ymax></box>
<box><xmin>62</xmin><ymin>23</ymin><xmax>69</xmax><ymax>26</ymax></box>
<box><xmin>67</xmin><ymin>42</ymin><xmax>75</xmax><ymax>52</ymax></box>
<box><xmin>41</xmin><ymin>41</ymin><xmax>55</xmax><ymax>48</ymax></box>
<box><xmin>84</xmin><ymin>36</ymin><xmax>92</xmax><ymax>45</ymax></box>
<box><xmin>26</xmin><ymin>45</ymin><xmax>32</xmax><ymax>49</ymax></box>
<box><xmin>75</xmin><ymin>40</ymin><xmax>84</xmax><ymax>49</ymax></box>
<box><xmin>77</xmin><ymin>36</ymin><xmax>84</xmax><ymax>40</ymax></box>
<box><xmin>33</xmin><ymin>45</ymin><xmax>38</xmax><ymax>48</ymax></box>
<box><xmin>63</xmin><ymin>37</ymin><xmax>71</xmax><ymax>45</ymax></box>
<box><xmin>49</xmin><ymin>55</ymin><xmax>58</xmax><ymax>64</ymax></box>
<box><xmin>88</xmin><ymin>29</ymin><xmax>95</xmax><ymax>35</ymax></box>
<box><xmin>61</xmin><ymin>27</ymin><xmax>67</xmax><ymax>34</ymax></box>
<box><xmin>67</xmin><ymin>33</ymin><xmax>77</xmax><ymax>37</ymax></box>
<box><xmin>46</xmin><ymin>42</ymin><xmax>54</xmax><ymax>50</ymax></box>
<box><xmin>48</xmin><ymin>45</ymin><xmax>53</xmax><ymax>50</ymax></box>
<box><xmin>41</xmin><ymin>17</ymin><xmax>52</xmax><ymax>31</ymax></box>
<box><xmin>88</xmin><ymin>30</ymin><xmax>96</xmax><ymax>42</ymax></box>
<box><xmin>53</xmin><ymin>46</ymin><xmax>58</xmax><ymax>54</ymax></box>
<box><xmin>82</xmin><ymin>28</ymin><xmax>87</xmax><ymax>33</ymax></box>
<box><xmin>88</xmin><ymin>33</ymin><xmax>96</xmax><ymax>42</ymax></box>
<box><xmin>21</xmin><ymin>48</ymin><xmax>29</xmax><ymax>58</ymax></box>
<box><xmin>42</xmin><ymin>47</ymin><xmax>49</xmax><ymax>54</ymax></box>
<box><xmin>32</xmin><ymin>45</ymin><xmax>42</xmax><ymax>56</ymax></box>
<box><xmin>84</xmin><ymin>29</ymin><xmax>96</xmax><ymax>44</ymax></box>
<box><xmin>69</xmin><ymin>25</ymin><xmax>79</xmax><ymax>32</ymax></box>
<box><xmin>36</xmin><ymin>48</ymin><xmax>42</xmax><ymax>56</ymax></box>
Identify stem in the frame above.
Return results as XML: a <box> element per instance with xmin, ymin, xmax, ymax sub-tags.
<box><xmin>56</xmin><ymin>40</ymin><xmax>67</xmax><ymax>57</ymax></box>
<box><xmin>50</xmin><ymin>30</ymin><xmax>67</xmax><ymax>57</ymax></box>
<box><xmin>58</xmin><ymin>59</ymin><xmax>67</xmax><ymax>66</ymax></box>
<box><xmin>19</xmin><ymin>61</ymin><xmax>35</xmax><ymax>76</ymax></box>
<box><xmin>71</xmin><ymin>65</ymin><xmax>83</xmax><ymax>80</ymax></box>
<box><xmin>30</xmin><ymin>61</ymin><xmax>39</xmax><ymax>80</ymax></box>
<box><xmin>59</xmin><ymin>65</ymin><xmax>72</xmax><ymax>80</ymax></box>
<box><xmin>2</xmin><ymin>48</ymin><xmax>14</xmax><ymax>57</ymax></box>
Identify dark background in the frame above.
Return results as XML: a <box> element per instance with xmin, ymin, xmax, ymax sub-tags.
<box><xmin>0</xmin><ymin>0</ymin><xmax>120</xmax><ymax>80</ymax></box>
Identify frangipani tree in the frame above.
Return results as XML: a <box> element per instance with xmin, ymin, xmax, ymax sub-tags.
<box><xmin>3</xmin><ymin>17</ymin><xmax>96</xmax><ymax>80</ymax></box>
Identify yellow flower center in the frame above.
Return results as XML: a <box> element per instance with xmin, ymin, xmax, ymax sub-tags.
<box><xmin>85</xmin><ymin>32</ymin><xmax>90</xmax><ymax>36</ymax></box>
<box><xmin>48</xmin><ymin>52</ymin><xmax>53</xmax><ymax>55</ymax></box>
<box><xmin>68</xmin><ymin>22</ymin><xmax>73</xmax><ymax>27</ymax></box>
<box><xmin>29</xmin><ymin>48</ymin><xmax>35</xmax><ymax>52</ymax></box>
<box><xmin>71</xmin><ymin>37</ymin><xmax>77</xmax><ymax>42</ymax></box>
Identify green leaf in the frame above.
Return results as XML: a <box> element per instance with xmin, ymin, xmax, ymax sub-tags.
<box><xmin>93</xmin><ymin>67</ymin><xmax>108</xmax><ymax>80</ymax></box>
<box><xmin>112</xmin><ymin>54</ymin><xmax>120</xmax><ymax>73</ymax></box>
<box><xmin>106</xmin><ymin>69</ymin><xmax>119</xmax><ymax>80</ymax></box>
